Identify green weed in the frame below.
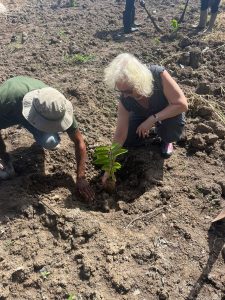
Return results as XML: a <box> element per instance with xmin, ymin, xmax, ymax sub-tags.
<box><xmin>171</xmin><ymin>19</ymin><xmax>179</xmax><ymax>31</ymax></box>
<box><xmin>40</xmin><ymin>270</ymin><xmax>51</xmax><ymax>279</ymax></box>
<box><xmin>69</xmin><ymin>0</ymin><xmax>77</xmax><ymax>7</ymax></box>
<box><xmin>64</xmin><ymin>53</ymin><xmax>94</xmax><ymax>64</ymax></box>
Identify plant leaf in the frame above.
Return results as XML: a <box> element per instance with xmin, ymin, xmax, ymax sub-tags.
<box><xmin>94</xmin><ymin>158</ymin><xmax>109</xmax><ymax>165</ymax></box>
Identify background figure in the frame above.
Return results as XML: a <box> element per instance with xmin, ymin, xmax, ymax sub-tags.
<box><xmin>123</xmin><ymin>0</ymin><xmax>138</xmax><ymax>33</ymax></box>
<box><xmin>197</xmin><ymin>0</ymin><xmax>221</xmax><ymax>32</ymax></box>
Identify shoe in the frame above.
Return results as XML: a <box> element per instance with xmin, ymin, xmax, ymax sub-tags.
<box><xmin>133</xmin><ymin>22</ymin><xmax>141</xmax><ymax>27</ymax></box>
<box><xmin>161</xmin><ymin>142</ymin><xmax>173</xmax><ymax>158</ymax></box>
<box><xmin>124</xmin><ymin>27</ymin><xmax>139</xmax><ymax>34</ymax></box>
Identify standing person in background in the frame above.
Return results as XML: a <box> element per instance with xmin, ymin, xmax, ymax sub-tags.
<box><xmin>196</xmin><ymin>0</ymin><xmax>221</xmax><ymax>32</ymax></box>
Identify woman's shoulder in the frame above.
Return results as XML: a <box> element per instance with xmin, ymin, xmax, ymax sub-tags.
<box><xmin>148</xmin><ymin>64</ymin><xmax>165</xmax><ymax>75</ymax></box>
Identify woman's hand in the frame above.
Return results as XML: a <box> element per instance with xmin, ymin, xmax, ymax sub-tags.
<box><xmin>136</xmin><ymin>116</ymin><xmax>155</xmax><ymax>138</ymax></box>
<box><xmin>101</xmin><ymin>172</ymin><xmax>109</xmax><ymax>186</ymax></box>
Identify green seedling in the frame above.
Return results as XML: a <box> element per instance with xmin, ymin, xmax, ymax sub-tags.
<box><xmin>64</xmin><ymin>53</ymin><xmax>94</xmax><ymax>64</ymax></box>
<box><xmin>171</xmin><ymin>19</ymin><xmax>179</xmax><ymax>31</ymax></box>
<box><xmin>67</xmin><ymin>294</ymin><xmax>76</xmax><ymax>300</ymax></box>
<box><xmin>69</xmin><ymin>0</ymin><xmax>77</xmax><ymax>7</ymax></box>
<box><xmin>94</xmin><ymin>143</ymin><xmax>128</xmax><ymax>192</ymax></box>
<box><xmin>40</xmin><ymin>270</ymin><xmax>51</xmax><ymax>279</ymax></box>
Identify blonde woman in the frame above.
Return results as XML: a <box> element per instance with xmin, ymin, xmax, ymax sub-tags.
<box><xmin>103</xmin><ymin>53</ymin><xmax>188</xmax><ymax>168</ymax></box>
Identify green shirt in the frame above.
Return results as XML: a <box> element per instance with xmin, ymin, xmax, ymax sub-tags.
<box><xmin>0</xmin><ymin>76</ymin><xmax>78</xmax><ymax>132</ymax></box>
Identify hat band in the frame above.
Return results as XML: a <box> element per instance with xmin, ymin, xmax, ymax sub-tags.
<box><xmin>33</xmin><ymin>101</ymin><xmax>65</xmax><ymax>121</ymax></box>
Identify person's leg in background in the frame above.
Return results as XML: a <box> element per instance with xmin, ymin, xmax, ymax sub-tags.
<box><xmin>206</xmin><ymin>0</ymin><xmax>221</xmax><ymax>32</ymax></box>
<box><xmin>196</xmin><ymin>0</ymin><xmax>209</xmax><ymax>30</ymax></box>
<box><xmin>123</xmin><ymin>0</ymin><xmax>138</xmax><ymax>33</ymax></box>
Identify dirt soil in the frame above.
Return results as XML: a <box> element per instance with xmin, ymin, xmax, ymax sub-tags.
<box><xmin>0</xmin><ymin>0</ymin><xmax>225</xmax><ymax>299</ymax></box>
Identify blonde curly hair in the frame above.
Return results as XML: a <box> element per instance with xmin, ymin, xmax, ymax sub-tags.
<box><xmin>104</xmin><ymin>53</ymin><xmax>154</xmax><ymax>97</ymax></box>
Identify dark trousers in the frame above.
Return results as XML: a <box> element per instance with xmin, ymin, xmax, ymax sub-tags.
<box><xmin>124</xmin><ymin>114</ymin><xmax>185</xmax><ymax>148</ymax></box>
<box><xmin>123</xmin><ymin>0</ymin><xmax>135</xmax><ymax>32</ymax></box>
<box><xmin>201</xmin><ymin>0</ymin><xmax>221</xmax><ymax>13</ymax></box>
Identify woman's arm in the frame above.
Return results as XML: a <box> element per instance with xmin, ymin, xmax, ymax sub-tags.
<box><xmin>102</xmin><ymin>102</ymin><xmax>129</xmax><ymax>184</ymax></box>
<box><xmin>136</xmin><ymin>70</ymin><xmax>188</xmax><ymax>138</ymax></box>
<box><xmin>155</xmin><ymin>70</ymin><xmax>188</xmax><ymax>121</ymax></box>
<box><xmin>113</xmin><ymin>101</ymin><xmax>130</xmax><ymax>146</ymax></box>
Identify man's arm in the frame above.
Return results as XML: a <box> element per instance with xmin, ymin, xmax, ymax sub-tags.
<box><xmin>113</xmin><ymin>101</ymin><xmax>130</xmax><ymax>146</ymax></box>
<box><xmin>67</xmin><ymin>129</ymin><xmax>94</xmax><ymax>201</ymax></box>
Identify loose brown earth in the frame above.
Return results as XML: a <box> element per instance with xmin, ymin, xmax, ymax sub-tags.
<box><xmin>0</xmin><ymin>0</ymin><xmax>225</xmax><ymax>299</ymax></box>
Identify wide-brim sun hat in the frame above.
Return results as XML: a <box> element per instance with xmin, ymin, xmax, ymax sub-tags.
<box><xmin>22</xmin><ymin>87</ymin><xmax>74</xmax><ymax>133</ymax></box>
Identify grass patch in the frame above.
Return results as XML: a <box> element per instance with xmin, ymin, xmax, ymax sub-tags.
<box><xmin>64</xmin><ymin>53</ymin><xmax>95</xmax><ymax>64</ymax></box>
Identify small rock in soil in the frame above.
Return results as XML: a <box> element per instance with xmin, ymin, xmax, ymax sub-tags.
<box><xmin>196</xmin><ymin>82</ymin><xmax>212</xmax><ymax>95</ymax></box>
<box><xmin>221</xmin><ymin>140</ymin><xmax>225</xmax><ymax>150</ymax></box>
<box><xmin>189</xmin><ymin>134</ymin><xmax>205</xmax><ymax>150</ymax></box>
<box><xmin>11</xmin><ymin>268</ymin><xmax>28</xmax><ymax>283</ymax></box>
<box><xmin>179</xmin><ymin>36</ymin><xmax>191</xmax><ymax>49</ymax></box>
<box><xmin>197</xmin><ymin>106</ymin><xmax>213</xmax><ymax>119</ymax></box>
<box><xmin>159</xmin><ymin>186</ymin><xmax>173</xmax><ymax>199</ymax></box>
<box><xmin>190</xmin><ymin>47</ymin><xmax>202</xmax><ymax>68</ymax></box>
<box><xmin>204</xmin><ymin>133</ymin><xmax>218</xmax><ymax>145</ymax></box>
<box><xmin>205</xmin><ymin>121</ymin><xmax>225</xmax><ymax>139</ymax></box>
<box><xmin>195</xmin><ymin>123</ymin><xmax>213</xmax><ymax>134</ymax></box>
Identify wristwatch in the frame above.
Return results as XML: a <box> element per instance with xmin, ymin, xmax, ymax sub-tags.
<box><xmin>153</xmin><ymin>114</ymin><xmax>159</xmax><ymax>122</ymax></box>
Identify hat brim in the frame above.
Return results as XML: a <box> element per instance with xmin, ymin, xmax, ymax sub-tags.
<box><xmin>22</xmin><ymin>89</ymin><xmax>74</xmax><ymax>133</ymax></box>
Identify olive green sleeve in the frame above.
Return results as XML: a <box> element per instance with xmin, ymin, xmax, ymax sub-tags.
<box><xmin>66</xmin><ymin>115</ymin><xmax>78</xmax><ymax>134</ymax></box>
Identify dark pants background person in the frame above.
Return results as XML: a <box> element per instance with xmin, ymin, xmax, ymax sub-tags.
<box><xmin>123</xmin><ymin>0</ymin><xmax>137</xmax><ymax>33</ymax></box>
<box><xmin>197</xmin><ymin>0</ymin><xmax>221</xmax><ymax>32</ymax></box>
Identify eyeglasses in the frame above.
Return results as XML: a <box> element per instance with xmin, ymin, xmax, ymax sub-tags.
<box><xmin>114</xmin><ymin>87</ymin><xmax>133</xmax><ymax>95</ymax></box>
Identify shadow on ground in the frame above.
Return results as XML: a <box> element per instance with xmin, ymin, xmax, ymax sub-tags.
<box><xmin>187</xmin><ymin>221</ymin><xmax>225</xmax><ymax>299</ymax></box>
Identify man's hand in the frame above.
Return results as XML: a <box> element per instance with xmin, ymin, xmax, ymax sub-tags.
<box><xmin>139</xmin><ymin>0</ymin><xmax>145</xmax><ymax>8</ymax></box>
<box><xmin>136</xmin><ymin>116</ymin><xmax>155</xmax><ymax>138</ymax></box>
<box><xmin>76</xmin><ymin>177</ymin><xmax>94</xmax><ymax>201</ymax></box>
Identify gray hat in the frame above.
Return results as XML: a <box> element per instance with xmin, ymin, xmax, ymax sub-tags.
<box><xmin>22</xmin><ymin>87</ymin><xmax>74</xmax><ymax>133</ymax></box>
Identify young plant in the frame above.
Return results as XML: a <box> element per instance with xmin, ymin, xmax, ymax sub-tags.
<box><xmin>40</xmin><ymin>270</ymin><xmax>51</xmax><ymax>279</ymax></box>
<box><xmin>64</xmin><ymin>53</ymin><xmax>94</xmax><ymax>64</ymax></box>
<box><xmin>171</xmin><ymin>19</ymin><xmax>179</xmax><ymax>31</ymax></box>
<box><xmin>94</xmin><ymin>143</ymin><xmax>128</xmax><ymax>192</ymax></box>
<box><xmin>67</xmin><ymin>294</ymin><xmax>76</xmax><ymax>300</ymax></box>
<box><xmin>69</xmin><ymin>0</ymin><xmax>77</xmax><ymax>7</ymax></box>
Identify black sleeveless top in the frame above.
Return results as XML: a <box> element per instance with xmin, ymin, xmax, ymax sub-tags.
<box><xmin>120</xmin><ymin>65</ymin><xmax>185</xmax><ymax>124</ymax></box>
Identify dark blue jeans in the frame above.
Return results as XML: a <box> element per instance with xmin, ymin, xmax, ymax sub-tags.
<box><xmin>124</xmin><ymin>114</ymin><xmax>185</xmax><ymax>147</ymax></box>
<box><xmin>123</xmin><ymin>0</ymin><xmax>135</xmax><ymax>31</ymax></box>
<box><xmin>201</xmin><ymin>0</ymin><xmax>221</xmax><ymax>13</ymax></box>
